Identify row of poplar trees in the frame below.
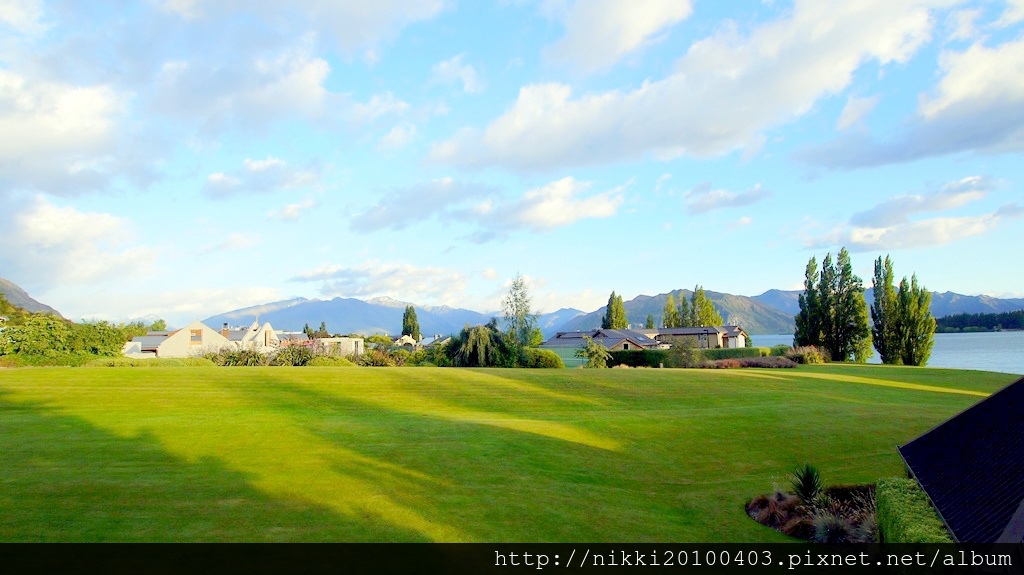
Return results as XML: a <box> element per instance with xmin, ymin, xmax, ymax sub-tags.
<box><xmin>601</xmin><ymin>286</ymin><xmax>722</xmax><ymax>330</ymax></box>
<box><xmin>794</xmin><ymin>248</ymin><xmax>935</xmax><ymax>365</ymax></box>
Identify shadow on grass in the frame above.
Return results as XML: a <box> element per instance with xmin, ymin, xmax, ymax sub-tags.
<box><xmin>0</xmin><ymin>391</ymin><xmax>432</xmax><ymax>542</ymax></box>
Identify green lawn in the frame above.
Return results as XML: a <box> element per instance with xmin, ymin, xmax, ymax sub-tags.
<box><xmin>0</xmin><ymin>364</ymin><xmax>1015</xmax><ymax>542</ymax></box>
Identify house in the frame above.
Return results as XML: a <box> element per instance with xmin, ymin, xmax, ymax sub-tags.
<box><xmin>393</xmin><ymin>334</ymin><xmax>418</xmax><ymax>348</ymax></box>
<box><xmin>897</xmin><ymin>376</ymin><xmax>1024</xmax><ymax>543</ymax></box>
<box><xmin>219</xmin><ymin>321</ymin><xmax>280</xmax><ymax>354</ymax></box>
<box><xmin>540</xmin><ymin>329</ymin><xmax>663</xmax><ymax>352</ymax></box>
<box><xmin>122</xmin><ymin>320</ymin><xmax>232</xmax><ymax>358</ymax></box>
<box><xmin>639</xmin><ymin>326</ymin><xmax>749</xmax><ymax>349</ymax></box>
<box><xmin>278</xmin><ymin>331</ymin><xmax>364</xmax><ymax>357</ymax></box>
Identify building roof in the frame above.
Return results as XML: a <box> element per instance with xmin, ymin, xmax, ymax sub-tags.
<box><xmin>540</xmin><ymin>329</ymin><xmax>661</xmax><ymax>349</ymax></box>
<box><xmin>898</xmin><ymin>376</ymin><xmax>1024</xmax><ymax>543</ymax></box>
<box><xmin>133</xmin><ymin>335</ymin><xmax>169</xmax><ymax>350</ymax></box>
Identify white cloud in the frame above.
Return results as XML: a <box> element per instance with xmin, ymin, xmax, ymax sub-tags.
<box><xmin>836</xmin><ymin>95</ymin><xmax>880</xmax><ymax>131</ymax></box>
<box><xmin>432</xmin><ymin>55</ymin><xmax>483</xmax><ymax>93</ymax></box>
<box><xmin>350</xmin><ymin>178</ymin><xmax>497</xmax><ymax>232</ymax></box>
<box><xmin>434</xmin><ymin>1</ymin><xmax>940</xmax><ymax>171</ymax></box>
<box><xmin>0</xmin><ymin>197</ymin><xmax>156</xmax><ymax>289</ymax></box>
<box><xmin>151</xmin><ymin>43</ymin><xmax>330</xmax><ymax>132</ymax></box>
<box><xmin>947</xmin><ymin>8</ymin><xmax>982</xmax><ymax>41</ymax></box>
<box><xmin>684</xmin><ymin>182</ymin><xmax>770</xmax><ymax>214</ymax></box>
<box><xmin>160</xmin><ymin>0</ymin><xmax>445</xmax><ymax>53</ymax></box>
<box><xmin>350</xmin><ymin>91</ymin><xmax>411</xmax><ymax>122</ymax></box>
<box><xmin>544</xmin><ymin>0</ymin><xmax>692</xmax><ymax>73</ymax></box>
<box><xmin>0</xmin><ymin>69</ymin><xmax>129</xmax><ymax>195</ymax></box>
<box><xmin>849</xmin><ymin>176</ymin><xmax>994</xmax><ymax>227</ymax></box>
<box><xmin>289</xmin><ymin>260</ymin><xmax>468</xmax><ymax>305</ymax></box>
<box><xmin>995</xmin><ymin>0</ymin><xmax>1024</xmax><ymax>27</ymax></box>
<box><xmin>201</xmin><ymin>232</ymin><xmax>260</xmax><ymax>254</ymax></box>
<box><xmin>378</xmin><ymin>123</ymin><xmax>418</xmax><ymax>150</ymax></box>
<box><xmin>803</xmin><ymin>36</ymin><xmax>1024</xmax><ymax>168</ymax></box>
<box><xmin>0</xmin><ymin>0</ymin><xmax>46</xmax><ymax>34</ymax></box>
<box><xmin>203</xmin><ymin>157</ymin><xmax>322</xmax><ymax>199</ymax></box>
<box><xmin>809</xmin><ymin>176</ymin><xmax>1020</xmax><ymax>251</ymax></box>
<box><xmin>267</xmin><ymin>198</ymin><xmax>318</xmax><ymax>221</ymax></box>
<box><xmin>502</xmin><ymin>177</ymin><xmax>626</xmax><ymax>231</ymax></box>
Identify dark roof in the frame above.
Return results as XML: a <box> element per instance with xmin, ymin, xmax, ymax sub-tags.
<box><xmin>540</xmin><ymin>329</ymin><xmax>660</xmax><ymax>349</ymax></box>
<box><xmin>898</xmin><ymin>376</ymin><xmax>1024</xmax><ymax>543</ymax></box>
<box><xmin>133</xmin><ymin>335</ymin><xmax>169</xmax><ymax>350</ymax></box>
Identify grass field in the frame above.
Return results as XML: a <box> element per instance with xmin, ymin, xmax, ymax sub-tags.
<box><xmin>0</xmin><ymin>364</ymin><xmax>1015</xmax><ymax>542</ymax></box>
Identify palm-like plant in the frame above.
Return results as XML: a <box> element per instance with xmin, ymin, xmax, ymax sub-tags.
<box><xmin>791</xmin><ymin>463</ymin><xmax>822</xmax><ymax>505</ymax></box>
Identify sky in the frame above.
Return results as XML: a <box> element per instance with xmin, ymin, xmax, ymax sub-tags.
<box><xmin>1</xmin><ymin>0</ymin><xmax>1023</xmax><ymax>327</ymax></box>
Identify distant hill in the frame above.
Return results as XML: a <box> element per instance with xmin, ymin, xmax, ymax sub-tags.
<box><xmin>0</xmin><ymin>277</ymin><xmax>63</xmax><ymax>317</ymax></box>
<box><xmin>204</xmin><ymin>296</ymin><xmax>583</xmax><ymax>339</ymax></box>
<box><xmin>553</xmin><ymin>289</ymin><xmax>795</xmax><ymax>335</ymax></box>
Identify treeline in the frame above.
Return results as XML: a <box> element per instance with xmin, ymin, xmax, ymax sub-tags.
<box><xmin>935</xmin><ymin>309</ymin><xmax>1024</xmax><ymax>332</ymax></box>
<box><xmin>0</xmin><ymin>293</ymin><xmax>157</xmax><ymax>366</ymax></box>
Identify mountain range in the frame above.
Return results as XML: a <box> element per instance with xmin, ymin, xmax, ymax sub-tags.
<box><xmin>2</xmin><ymin>276</ymin><xmax>1022</xmax><ymax>337</ymax></box>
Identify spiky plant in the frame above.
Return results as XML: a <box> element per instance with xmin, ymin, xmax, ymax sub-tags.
<box><xmin>791</xmin><ymin>463</ymin><xmax>822</xmax><ymax>506</ymax></box>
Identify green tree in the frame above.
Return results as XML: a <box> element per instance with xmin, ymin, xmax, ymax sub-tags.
<box><xmin>797</xmin><ymin>248</ymin><xmax>871</xmax><ymax>362</ymax></box>
<box><xmin>662</xmin><ymin>293</ymin><xmax>680</xmax><ymax>328</ymax></box>
<box><xmin>602</xmin><ymin>291</ymin><xmax>628</xmax><ymax>329</ymax></box>
<box><xmin>871</xmin><ymin>255</ymin><xmax>901</xmax><ymax>364</ymax></box>
<box><xmin>501</xmin><ymin>273</ymin><xmax>538</xmax><ymax>360</ymax></box>
<box><xmin>690</xmin><ymin>285</ymin><xmax>723</xmax><ymax>327</ymax></box>
<box><xmin>314</xmin><ymin>321</ymin><xmax>330</xmax><ymax>339</ymax></box>
<box><xmin>794</xmin><ymin>257</ymin><xmax>820</xmax><ymax>347</ymax></box>
<box><xmin>898</xmin><ymin>274</ymin><xmax>935</xmax><ymax>366</ymax></box>
<box><xmin>149</xmin><ymin>319</ymin><xmax>167</xmax><ymax>332</ymax></box>
<box><xmin>645</xmin><ymin>313</ymin><xmax>655</xmax><ymax>329</ymax></box>
<box><xmin>575</xmin><ymin>335</ymin><xmax>611</xmax><ymax>368</ymax></box>
<box><xmin>401</xmin><ymin>305</ymin><xmax>421</xmax><ymax>340</ymax></box>
<box><xmin>678</xmin><ymin>292</ymin><xmax>691</xmax><ymax>327</ymax></box>
<box><xmin>447</xmin><ymin>319</ymin><xmax>514</xmax><ymax>367</ymax></box>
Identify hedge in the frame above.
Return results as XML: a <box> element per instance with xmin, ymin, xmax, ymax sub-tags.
<box><xmin>702</xmin><ymin>347</ymin><xmax>770</xmax><ymax>360</ymax></box>
<box><xmin>876</xmin><ymin>477</ymin><xmax>953</xmax><ymax>543</ymax></box>
<box><xmin>84</xmin><ymin>357</ymin><xmax>216</xmax><ymax>367</ymax></box>
<box><xmin>608</xmin><ymin>349</ymin><xmax>668</xmax><ymax>368</ymax></box>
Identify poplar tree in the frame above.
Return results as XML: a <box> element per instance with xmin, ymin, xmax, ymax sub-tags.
<box><xmin>602</xmin><ymin>291</ymin><xmax>628</xmax><ymax>329</ymax></box>
<box><xmin>662</xmin><ymin>293</ymin><xmax>681</xmax><ymax>328</ymax></box>
<box><xmin>645</xmin><ymin>314</ymin><xmax>655</xmax><ymax>329</ymax></box>
<box><xmin>678</xmin><ymin>293</ymin><xmax>691</xmax><ymax>327</ymax></box>
<box><xmin>899</xmin><ymin>274</ymin><xmax>935</xmax><ymax>366</ymax></box>
<box><xmin>795</xmin><ymin>248</ymin><xmax>871</xmax><ymax>362</ymax></box>
<box><xmin>871</xmin><ymin>256</ymin><xmax>901</xmax><ymax>364</ymax></box>
<box><xmin>401</xmin><ymin>306</ymin><xmax>421</xmax><ymax>340</ymax></box>
<box><xmin>690</xmin><ymin>285</ymin><xmax>723</xmax><ymax>327</ymax></box>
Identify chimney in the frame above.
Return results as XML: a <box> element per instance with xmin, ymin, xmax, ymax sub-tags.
<box><xmin>222</xmin><ymin>323</ymin><xmax>229</xmax><ymax>338</ymax></box>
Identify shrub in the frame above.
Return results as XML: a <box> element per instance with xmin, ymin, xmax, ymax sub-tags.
<box><xmin>786</xmin><ymin>346</ymin><xmax>829</xmax><ymax>364</ymax></box>
<box><xmin>608</xmin><ymin>349</ymin><xmax>666</xmax><ymax>368</ymax></box>
<box><xmin>705</xmin><ymin>357</ymin><xmax>797</xmax><ymax>369</ymax></box>
<box><xmin>770</xmin><ymin>344</ymin><xmax>791</xmax><ymax>357</ymax></box>
<box><xmin>84</xmin><ymin>357</ymin><xmax>217</xmax><ymax>368</ymax></box>
<box><xmin>791</xmin><ymin>463</ymin><xmax>823</xmax><ymax>505</ymax></box>
<box><xmin>811</xmin><ymin>513</ymin><xmax>855</xmax><ymax>544</ymax></box>
<box><xmin>270</xmin><ymin>345</ymin><xmax>316</xmax><ymax>366</ymax></box>
<box><xmin>703</xmin><ymin>347</ymin><xmax>769</xmax><ymax>360</ymax></box>
<box><xmin>876</xmin><ymin>477</ymin><xmax>953</xmax><ymax>543</ymax></box>
<box><xmin>307</xmin><ymin>356</ymin><xmax>356</xmax><ymax>367</ymax></box>
<box><xmin>522</xmin><ymin>348</ymin><xmax>565</xmax><ymax>368</ymax></box>
<box><xmin>746</xmin><ymin>490</ymin><xmax>800</xmax><ymax>529</ymax></box>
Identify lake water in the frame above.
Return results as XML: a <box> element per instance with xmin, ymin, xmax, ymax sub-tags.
<box><xmin>752</xmin><ymin>331</ymin><xmax>1024</xmax><ymax>375</ymax></box>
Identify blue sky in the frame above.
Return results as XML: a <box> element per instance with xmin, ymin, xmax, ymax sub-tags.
<box><xmin>1</xmin><ymin>0</ymin><xmax>1023</xmax><ymax>327</ymax></box>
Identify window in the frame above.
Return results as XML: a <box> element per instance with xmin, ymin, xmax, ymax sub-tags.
<box><xmin>190</xmin><ymin>329</ymin><xmax>202</xmax><ymax>345</ymax></box>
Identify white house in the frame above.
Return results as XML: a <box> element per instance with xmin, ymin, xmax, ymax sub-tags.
<box><xmin>122</xmin><ymin>320</ymin><xmax>232</xmax><ymax>358</ymax></box>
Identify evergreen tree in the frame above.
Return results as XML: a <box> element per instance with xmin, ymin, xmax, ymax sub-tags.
<box><xmin>501</xmin><ymin>273</ymin><xmax>538</xmax><ymax>360</ymax></box>
<box><xmin>678</xmin><ymin>292</ymin><xmax>691</xmax><ymax>327</ymax></box>
<box><xmin>794</xmin><ymin>257</ymin><xmax>820</xmax><ymax>347</ymax></box>
<box><xmin>690</xmin><ymin>285</ymin><xmax>723</xmax><ymax>326</ymax></box>
<box><xmin>871</xmin><ymin>255</ymin><xmax>902</xmax><ymax>364</ymax></box>
<box><xmin>662</xmin><ymin>293</ymin><xmax>680</xmax><ymax>328</ymax></box>
<box><xmin>602</xmin><ymin>291</ymin><xmax>628</xmax><ymax>329</ymax></box>
<box><xmin>899</xmin><ymin>274</ymin><xmax>935</xmax><ymax>366</ymax></box>
<box><xmin>797</xmin><ymin>249</ymin><xmax>871</xmax><ymax>362</ymax></box>
<box><xmin>645</xmin><ymin>314</ymin><xmax>655</xmax><ymax>329</ymax></box>
<box><xmin>401</xmin><ymin>305</ymin><xmax>421</xmax><ymax>340</ymax></box>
